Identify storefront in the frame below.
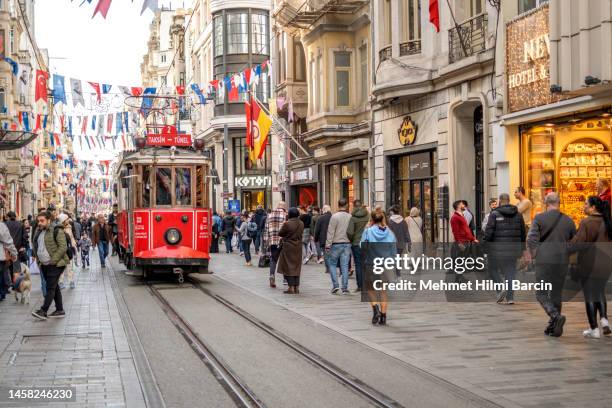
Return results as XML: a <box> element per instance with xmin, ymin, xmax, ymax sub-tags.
<box><xmin>388</xmin><ymin>148</ymin><xmax>438</xmax><ymax>243</ymax></box>
<box><xmin>288</xmin><ymin>165</ymin><xmax>319</xmax><ymax>208</ymax></box>
<box><xmin>521</xmin><ymin>115</ymin><xmax>612</xmax><ymax>224</ymax></box>
<box><xmin>326</xmin><ymin>158</ymin><xmax>369</xmax><ymax>210</ymax></box>
<box><xmin>233</xmin><ymin>137</ymin><xmax>272</xmax><ymax>211</ymax></box>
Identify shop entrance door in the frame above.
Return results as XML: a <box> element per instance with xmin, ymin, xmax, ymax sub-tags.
<box><xmin>241</xmin><ymin>190</ymin><xmax>265</xmax><ymax>212</ymax></box>
<box><xmin>410</xmin><ymin>179</ymin><xmax>435</xmax><ymax>244</ymax></box>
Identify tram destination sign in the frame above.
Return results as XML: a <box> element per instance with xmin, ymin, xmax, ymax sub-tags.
<box><xmin>146</xmin><ymin>133</ymin><xmax>192</xmax><ymax>147</ymax></box>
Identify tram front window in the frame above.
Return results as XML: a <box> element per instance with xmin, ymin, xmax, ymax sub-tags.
<box><xmin>175</xmin><ymin>168</ymin><xmax>191</xmax><ymax>206</ymax></box>
<box><xmin>156</xmin><ymin>167</ymin><xmax>172</xmax><ymax>205</ymax></box>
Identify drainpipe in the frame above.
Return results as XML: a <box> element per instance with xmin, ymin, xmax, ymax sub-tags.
<box><xmin>369</xmin><ymin>0</ymin><xmax>377</xmax><ymax>208</ymax></box>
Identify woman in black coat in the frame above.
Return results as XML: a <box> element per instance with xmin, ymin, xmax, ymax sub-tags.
<box><xmin>277</xmin><ymin>208</ymin><xmax>304</xmax><ymax>294</ymax></box>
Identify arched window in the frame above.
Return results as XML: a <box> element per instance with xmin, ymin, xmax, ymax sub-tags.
<box><xmin>294</xmin><ymin>40</ymin><xmax>306</xmax><ymax>82</ymax></box>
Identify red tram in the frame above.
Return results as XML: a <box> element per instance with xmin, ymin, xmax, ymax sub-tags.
<box><xmin>115</xmin><ymin>146</ymin><xmax>212</xmax><ymax>279</ymax></box>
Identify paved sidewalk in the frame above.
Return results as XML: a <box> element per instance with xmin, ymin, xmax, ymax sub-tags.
<box><xmin>211</xmin><ymin>252</ymin><xmax>612</xmax><ymax>408</ymax></box>
<box><xmin>0</xmin><ymin>254</ymin><xmax>147</xmax><ymax>407</ymax></box>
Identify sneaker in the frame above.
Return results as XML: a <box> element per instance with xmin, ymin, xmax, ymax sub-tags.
<box><xmin>342</xmin><ymin>289</ymin><xmax>350</xmax><ymax>294</ymax></box>
<box><xmin>245</xmin><ymin>262</ymin><xmax>252</xmax><ymax>266</ymax></box>
<box><xmin>331</xmin><ymin>287</ymin><xmax>340</xmax><ymax>294</ymax></box>
<box><xmin>317</xmin><ymin>258</ymin><xmax>324</xmax><ymax>264</ymax></box>
<box><xmin>506</xmin><ymin>299</ymin><xmax>515</xmax><ymax>305</ymax></box>
<box><xmin>59</xmin><ymin>282</ymin><xmax>66</xmax><ymax>290</ymax></box>
<box><xmin>601</xmin><ymin>318</ymin><xmax>611</xmax><ymax>336</ymax></box>
<box><xmin>69</xmin><ymin>282</ymin><xmax>75</xmax><ymax>289</ymax></box>
<box><xmin>302</xmin><ymin>258</ymin><xmax>310</xmax><ymax>265</ymax></box>
<box><xmin>32</xmin><ymin>309</ymin><xmax>47</xmax><ymax>320</ymax></box>
<box><xmin>495</xmin><ymin>291</ymin><xmax>506</xmax><ymax>304</ymax></box>
<box><xmin>583</xmin><ymin>328</ymin><xmax>601</xmax><ymax>339</ymax></box>
<box><xmin>49</xmin><ymin>310</ymin><xmax>66</xmax><ymax>318</ymax></box>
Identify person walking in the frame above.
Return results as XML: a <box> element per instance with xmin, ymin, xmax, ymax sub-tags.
<box><xmin>253</xmin><ymin>205</ymin><xmax>266</xmax><ymax>255</ymax></box>
<box><xmin>264</xmin><ymin>202</ymin><xmax>287</xmax><ymax>288</ymax></box>
<box><xmin>406</xmin><ymin>207</ymin><xmax>424</xmax><ymax>257</ymax></box>
<box><xmin>527</xmin><ymin>192</ymin><xmax>576</xmax><ymax>337</ymax></box>
<box><xmin>461</xmin><ymin>200</ymin><xmax>477</xmax><ymax>236</ymax></box>
<box><xmin>361</xmin><ymin>207</ymin><xmax>397</xmax><ymax>325</ymax></box>
<box><xmin>483</xmin><ymin>193</ymin><xmax>526</xmax><ymax>304</ymax></box>
<box><xmin>221</xmin><ymin>211</ymin><xmax>236</xmax><ymax>253</ymax></box>
<box><xmin>5</xmin><ymin>211</ymin><xmax>26</xmax><ymax>275</ymax></box>
<box><xmin>347</xmin><ymin>200</ymin><xmax>369</xmax><ymax>292</ymax></box>
<box><xmin>277</xmin><ymin>207</ymin><xmax>304</xmax><ymax>294</ymax></box>
<box><xmin>238</xmin><ymin>213</ymin><xmax>255</xmax><ymax>266</ymax></box>
<box><xmin>299</xmin><ymin>206</ymin><xmax>313</xmax><ymax>264</ymax></box>
<box><xmin>78</xmin><ymin>233</ymin><xmax>92</xmax><ymax>269</ymax></box>
<box><xmin>210</xmin><ymin>212</ymin><xmax>220</xmax><ymax>254</ymax></box>
<box><xmin>58</xmin><ymin>214</ymin><xmax>77</xmax><ymax>289</ymax></box>
<box><xmin>0</xmin><ymin>220</ymin><xmax>17</xmax><ymax>302</ymax></box>
<box><xmin>92</xmin><ymin>215</ymin><xmax>111</xmax><ymax>269</ymax></box>
<box><xmin>514</xmin><ymin>187</ymin><xmax>533</xmax><ymax>229</ymax></box>
<box><xmin>108</xmin><ymin>204</ymin><xmax>119</xmax><ymax>256</ymax></box>
<box><xmin>313</xmin><ymin>205</ymin><xmax>331</xmax><ymax>265</ymax></box>
<box><xmin>310</xmin><ymin>207</ymin><xmax>322</xmax><ymax>263</ymax></box>
<box><xmin>325</xmin><ymin>199</ymin><xmax>352</xmax><ymax>294</ymax></box>
<box><xmin>569</xmin><ymin>196</ymin><xmax>612</xmax><ymax>338</ymax></box>
<box><xmin>597</xmin><ymin>178</ymin><xmax>611</xmax><ymax>208</ymax></box>
<box><xmin>450</xmin><ymin>200</ymin><xmax>477</xmax><ymax>282</ymax></box>
<box><xmin>387</xmin><ymin>206</ymin><xmax>411</xmax><ymax>256</ymax></box>
<box><xmin>31</xmin><ymin>211</ymin><xmax>69</xmax><ymax>320</ymax></box>
<box><xmin>481</xmin><ymin>198</ymin><xmax>498</xmax><ymax>233</ymax></box>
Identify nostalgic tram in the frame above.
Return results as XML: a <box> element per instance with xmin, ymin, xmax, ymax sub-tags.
<box><xmin>115</xmin><ymin>142</ymin><xmax>212</xmax><ymax>280</ymax></box>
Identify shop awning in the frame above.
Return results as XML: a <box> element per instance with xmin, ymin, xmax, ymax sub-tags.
<box><xmin>0</xmin><ymin>130</ymin><xmax>37</xmax><ymax>151</ymax></box>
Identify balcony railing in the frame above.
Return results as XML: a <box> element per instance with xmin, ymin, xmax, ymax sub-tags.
<box><xmin>399</xmin><ymin>39</ymin><xmax>421</xmax><ymax>57</ymax></box>
<box><xmin>288</xmin><ymin>133</ymin><xmax>314</xmax><ymax>161</ymax></box>
<box><xmin>379</xmin><ymin>45</ymin><xmax>392</xmax><ymax>63</ymax></box>
<box><xmin>448</xmin><ymin>13</ymin><xmax>488</xmax><ymax>64</ymax></box>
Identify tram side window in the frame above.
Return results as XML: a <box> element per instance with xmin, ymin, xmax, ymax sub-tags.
<box><xmin>142</xmin><ymin>167</ymin><xmax>151</xmax><ymax>207</ymax></box>
<box><xmin>175</xmin><ymin>167</ymin><xmax>192</xmax><ymax>206</ymax></box>
<box><xmin>156</xmin><ymin>167</ymin><xmax>172</xmax><ymax>205</ymax></box>
<box><xmin>196</xmin><ymin>166</ymin><xmax>204</xmax><ymax>207</ymax></box>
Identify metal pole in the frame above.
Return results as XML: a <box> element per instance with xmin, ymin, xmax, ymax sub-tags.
<box><xmin>223</xmin><ymin>124</ymin><xmax>229</xmax><ymax>212</ymax></box>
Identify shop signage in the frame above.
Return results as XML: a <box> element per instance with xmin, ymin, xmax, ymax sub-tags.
<box><xmin>506</xmin><ymin>5</ymin><xmax>563</xmax><ymax>112</ymax></box>
<box><xmin>228</xmin><ymin>200</ymin><xmax>240</xmax><ymax>213</ymax></box>
<box><xmin>398</xmin><ymin>116</ymin><xmax>417</xmax><ymax>146</ymax></box>
<box><xmin>289</xmin><ymin>165</ymin><xmax>318</xmax><ymax>185</ymax></box>
<box><xmin>235</xmin><ymin>175</ymin><xmax>272</xmax><ymax>188</ymax></box>
<box><xmin>409</xmin><ymin>152</ymin><xmax>431</xmax><ymax>179</ymax></box>
<box><xmin>221</xmin><ymin>192</ymin><xmax>233</xmax><ymax>198</ymax></box>
<box><xmin>146</xmin><ymin>133</ymin><xmax>192</xmax><ymax>147</ymax></box>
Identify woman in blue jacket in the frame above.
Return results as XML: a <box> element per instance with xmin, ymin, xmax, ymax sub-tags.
<box><xmin>361</xmin><ymin>207</ymin><xmax>397</xmax><ymax>325</ymax></box>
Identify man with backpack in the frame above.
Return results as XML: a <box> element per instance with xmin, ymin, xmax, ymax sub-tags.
<box><xmin>92</xmin><ymin>214</ymin><xmax>112</xmax><ymax>269</ymax></box>
<box><xmin>239</xmin><ymin>213</ymin><xmax>258</xmax><ymax>266</ymax></box>
<box><xmin>31</xmin><ymin>210</ymin><xmax>69</xmax><ymax>320</ymax></box>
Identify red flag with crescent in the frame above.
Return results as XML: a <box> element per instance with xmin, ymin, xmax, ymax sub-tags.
<box><xmin>35</xmin><ymin>70</ymin><xmax>49</xmax><ymax>102</ymax></box>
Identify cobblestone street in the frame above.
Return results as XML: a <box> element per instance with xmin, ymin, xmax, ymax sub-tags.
<box><xmin>0</xmin><ymin>255</ymin><xmax>146</xmax><ymax>408</ymax></box>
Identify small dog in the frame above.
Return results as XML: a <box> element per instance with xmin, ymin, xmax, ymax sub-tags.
<box><xmin>12</xmin><ymin>262</ymin><xmax>31</xmax><ymax>304</ymax></box>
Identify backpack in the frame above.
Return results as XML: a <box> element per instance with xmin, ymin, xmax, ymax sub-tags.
<box><xmin>53</xmin><ymin>226</ymin><xmax>74</xmax><ymax>260</ymax></box>
<box><xmin>247</xmin><ymin>221</ymin><xmax>258</xmax><ymax>239</ymax></box>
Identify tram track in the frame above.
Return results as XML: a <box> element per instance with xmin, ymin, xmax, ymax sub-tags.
<box><xmin>146</xmin><ymin>283</ymin><xmax>266</xmax><ymax>408</ymax></box>
<box><xmin>180</xmin><ymin>277</ymin><xmax>405</xmax><ymax>408</ymax></box>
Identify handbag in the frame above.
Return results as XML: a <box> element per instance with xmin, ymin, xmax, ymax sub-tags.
<box><xmin>258</xmin><ymin>255</ymin><xmax>270</xmax><ymax>268</ymax></box>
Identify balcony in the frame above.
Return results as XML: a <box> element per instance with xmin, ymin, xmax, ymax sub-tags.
<box><xmin>399</xmin><ymin>39</ymin><xmax>421</xmax><ymax>57</ymax></box>
<box><xmin>448</xmin><ymin>13</ymin><xmax>487</xmax><ymax>64</ymax></box>
<box><xmin>274</xmin><ymin>0</ymin><xmax>368</xmax><ymax>29</ymax></box>
<box><xmin>379</xmin><ymin>45</ymin><xmax>392</xmax><ymax>62</ymax></box>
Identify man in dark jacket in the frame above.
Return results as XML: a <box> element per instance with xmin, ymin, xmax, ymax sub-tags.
<box><xmin>347</xmin><ymin>200</ymin><xmax>369</xmax><ymax>292</ymax></box>
<box><xmin>484</xmin><ymin>194</ymin><xmax>526</xmax><ymax>304</ymax></box>
<box><xmin>313</xmin><ymin>205</ymin><xmax>332</xmax><ymax>264</ymax></box>
<box><xmin>221</xmin><ymin>212</ymin><xmax>236</xmax><ymax>253</ymax></box>
<box><xmin>5</xmin><ymin>211</ymin><xmax>26</xmax><ymax>272</ymax></box>
<box><xmin>253</xmin><ymin>205</ymin><xmax>266</xmax><ymax>255</ymax></box>
<box><xmin>527</xmin><ymin>192</ymin><xmax>576</xmax><ymax>337</ymax></box>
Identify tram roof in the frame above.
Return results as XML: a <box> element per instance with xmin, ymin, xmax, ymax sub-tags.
<box><xmin>117</xmin><ymin>147</ymin><xmax>210</xmax><ymax>167</ymax></box>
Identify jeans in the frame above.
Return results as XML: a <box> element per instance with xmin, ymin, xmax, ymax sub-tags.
<box><xmin>242</xmin><ymin>239</ymin><xmax>252</xmax><ymax>262</ymax></box>
<box><xmin>535</xmin><ymin>262</ymin><xmax>567</xmax><ymax>319</ymax></box>
<box><xmin>351</xmin><ymin>245</ymin><xmax>363</xmax><ymax>289</ymax></box>
<box><xmin>0</xmin><ymin>263</ymin><xmax>7</xmax><ymax>299</ymax></box>
<box><xmin>225</xmin><ymin>235</ymin><xmax>233</xmax><ymax>253</ymax></box>
<box><xmin>41</xmin><ymin>264</ymin><xmax>65</xmax><ymax>312</ymax></box>
<box><xmin>255</xmin><ymin>230</ymin><xmax>263</xmax><ymax>253</ymax></box>
<box><xmin>98</xmin><ymin>242</ymin><xmax>109</xmax><ymax>267</ymax></box>
<box><xmin>269</xmin><ymin>245</ymin><xmax>281</xmax><ymax>277</ymax></box>
<box><xmin>326</xmin><ymin>243</ymin><xmax>351</xmax><ymax>290</ymax></box>
<box><xmin>489</xmin><ymin>258</ymin><xmax>517</xmax><ymax>300</ymax></box>
<box><xmin>40</xmin><ymin>268</ymin><xmax>47</xmax><ymax>297</ymax></box>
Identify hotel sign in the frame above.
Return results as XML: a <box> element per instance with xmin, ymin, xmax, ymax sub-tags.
<box><xmin>506</xmin><ymin>5</ymin><xmax>562</xmax><ymax>112</ymax></box>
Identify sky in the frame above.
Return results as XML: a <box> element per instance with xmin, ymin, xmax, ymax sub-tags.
<box><xmin>34</xmin><ymin>0</ymin><xmax>192</xmax><ymax>160</ymax></box>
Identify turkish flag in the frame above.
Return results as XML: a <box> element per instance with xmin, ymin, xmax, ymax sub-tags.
<box><xmin>88</xmin><ymin>82</ymin><xmax>102</xmax><ymax>103</ymax></box>
<box><xmin>92</xmin><ymin>0</ymin><xmax>112</xmax><ymax>19</ymax></box>
<box><xmin>131</xmin><ymin>87</ymin><xmax>143</xmax><ymax>96</ymax></box>
<box><xmin>35</xmin><ymin>70</ymin><xmax>49</xmax><ymax>102</ymax></box>
<box><xmin>176</xmin><ymin>86</ymin><xmax>185</xmax><ymax>95</ymax></box>
<box><xmin>429</xmin><ymin>0</ymin><xmax>440</xmax><ymax>32</ymax></box>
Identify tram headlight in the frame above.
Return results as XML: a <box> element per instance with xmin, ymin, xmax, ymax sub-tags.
<box><xmin>165</xmin><ymin>228</ymin><xmax>182</xmax><ymax>245</ymax></box>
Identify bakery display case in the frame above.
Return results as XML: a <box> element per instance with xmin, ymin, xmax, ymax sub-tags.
<box><xmin>559</xmin><ymin>139</ymin><xmax>612</xmax><ymax>224</ymax></box>
<box><xmin>525</xmin><ymin>132</ymin><xmax>556</xmax><ymax>215</ymax></box>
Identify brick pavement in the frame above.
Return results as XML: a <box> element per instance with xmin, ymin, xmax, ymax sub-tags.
<box><xmin>211</xmin><ymin>252</ymin><xmax>612</xmax><ymax>408</ymax></box>
<box><xmin>0</xmin><ymin>253</ymin><xmax>147</xmax><ymax>408</ymax></box>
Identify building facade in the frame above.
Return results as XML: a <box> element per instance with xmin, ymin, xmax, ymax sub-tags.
<box><xmin>273</xmin><ymin>0</ymin><xmax>371</xmax><ymax>211</ymax></box>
